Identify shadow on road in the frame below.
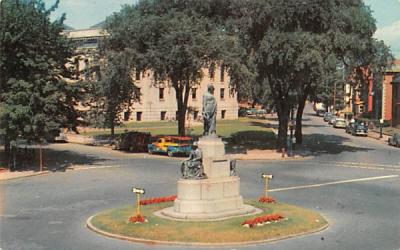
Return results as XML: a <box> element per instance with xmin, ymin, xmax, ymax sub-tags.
<box><xmin>0</xmin><ymin>146</ymin><xmax>106</xmax><ymax>172</ymax></box>
<box><xmin>297</xmin><ymin>133</ymin><xmax>372</xmax><ymax>156</ymax></box>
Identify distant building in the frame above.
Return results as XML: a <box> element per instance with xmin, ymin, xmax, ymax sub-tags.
<box><xmin>64</xmin><ymin>28</ymin><xmax>239</xmax><ymax>123</ymax></box>
<box><xmin>382</xmin><ymin>60</ymin><xmax>400</xmax><ymax>126</ymax></box>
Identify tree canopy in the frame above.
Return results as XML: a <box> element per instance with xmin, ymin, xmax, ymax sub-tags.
<box><xmin>0</xmin><ymin>0</ymin><xmax>78</xmax><ymax>149</ymax></box>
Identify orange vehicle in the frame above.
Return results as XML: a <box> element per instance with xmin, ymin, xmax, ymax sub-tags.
<box><xmin>147</xmin><ymin>136</ymin><xmax>193</xmax><ymax>157</ymax></box>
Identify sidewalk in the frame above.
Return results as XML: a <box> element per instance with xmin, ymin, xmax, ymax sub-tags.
<box><xmin>368</xmin><ymin>130</ymin><xmax>390</xmax><ymax>141</ymax></box>
<box><xmin>0</xmin><ymin>168</ymin><xmax>49</xmax><ymax>181</ymax></box>
<box><xmin>229</xmin><ymin>149</ymin><xmax>307</xmax><ymax>161</ymax></box>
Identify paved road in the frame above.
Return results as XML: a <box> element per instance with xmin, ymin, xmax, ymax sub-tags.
<box><xmin>1</xmin><ymin>109</ymin><xmax>400</xmax><ymax>250</ymax></box>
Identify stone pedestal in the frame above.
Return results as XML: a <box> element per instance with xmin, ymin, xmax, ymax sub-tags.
<box><xmin>159</xmin><ymin>136</ymin><xmax>258</xmax><ymax>220</ymax></box>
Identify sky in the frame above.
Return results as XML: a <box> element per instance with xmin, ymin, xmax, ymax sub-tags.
<box><xmin>46</xmin><ymin>0</ymin><xmax>400</xmax><ymax>58</ymax></box>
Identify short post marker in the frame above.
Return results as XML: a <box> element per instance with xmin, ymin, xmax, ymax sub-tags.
<box><xmin>132</xmin><ymin>187</ymin><xmax>145</xmax><ymax>216</ymax></box>
<box><xmin>261</xmin><ymin>173</ymin><xmax>273</xmax><ymax>197</ymax></box>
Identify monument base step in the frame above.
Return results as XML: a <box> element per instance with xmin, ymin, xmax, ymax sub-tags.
<box><xmin>155</xmin><ymin>204</ymin><xmax>261</xmax><ymax>221</ymax></box>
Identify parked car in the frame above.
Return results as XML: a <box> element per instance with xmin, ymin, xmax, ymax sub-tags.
<box><xmin>388</xmin><ymin>133</ymin><xmax>400</xmax><ymax>147</ymax></box>
<box><xmin>256</xmin><ymin>109</ymin><xmax>267</xmax><ymax>118</ymax></box>
<box><xmin>323</xmin><ymin>112</ymin><xmax>332</xmax><ymax>122</ymax></box>
<box><xmin>351</xmin><ymin>123</ymin><xmax>368</xmax><ymax>136</ymax></box>
<box><xmin>148</xmin><ymin>136</ymin><xmax>193</xmax><ymax>157</ymax></box>
<box><xmin>345</xmin><ymin>121</ymin><xmax>355</xmax><ymax>134</ymax></box>
<box><xmin>54</xmin><ymin>133</ymin><xmax>68</xmax><ymax>143</ymax></box>
<box><xmin>328</xmin><ymin>115</ymin><xmax>337</xmax><ymax>125</ymax></box>
<box><xmin>246</xmin><ymin>108</ymin><xmax>257</xmax><ymax>116</ymax></box>
<box><xmin>112</xmin><ymin>131</ymin><xmax>152</xmax><ymax>152</ymax></box>
<box><xmin>333</xmin><ymin>118</ymin><xmax>346</xmax><ymax>128</ymax></box>
<box><xmin>238</xmin><ymin>108</ymin><xmax>248</xmax><ymax>117</ymax></box>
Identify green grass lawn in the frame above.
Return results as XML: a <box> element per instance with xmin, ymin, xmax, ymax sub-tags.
<box><xmin>81</xmin><ymin>118</ymin><xmax>276</xmax><ymax>150</ymax></box>
<box><xmin>90</xmin><ymin>200</ymin><xmax>328</xmax><ymax>244</ymax></box>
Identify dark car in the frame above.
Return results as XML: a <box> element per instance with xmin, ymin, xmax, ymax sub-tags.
<box><xmin>351</xmin><ymin>123</ymin><xmax>368</xmax><ymax>136</ymax></box>
<box><xmin>345</xmin><ymin>121</ymin><xmax>355</xmax><ymax>134</ymax></box>
<box><xmin>388</xmin><ymin>133</ymin><xmax>400</xmax><ymax>147</ymax></box>
<box><xmin>323</xmin><ymin>112</ymin><xmax>332</xmax><ymax>122</ymax></box>
<box><xmin>112</xmin><ymin>131</ymin><xmax>152</xmax><ymax>152</ymax></box>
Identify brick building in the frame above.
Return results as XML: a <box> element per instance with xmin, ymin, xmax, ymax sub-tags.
<box><xmin>382</xmin><ymin>60</ymin><xmax>400</xmax><ymax>126</ymax></box>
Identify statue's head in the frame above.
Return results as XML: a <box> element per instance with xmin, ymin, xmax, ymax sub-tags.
<box><xmin>193</xmin><ymin>141</ymin><xmax>198</xmax><ymax>149</ymax></box>
<box><xmin>207</xmin><ymin>84</ymin><xmax>215</xmax><ymax>94</ymax></box>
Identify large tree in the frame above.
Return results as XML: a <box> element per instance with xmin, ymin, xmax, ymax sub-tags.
<box><xmin>0</xmin><ymin>0</ymin><xmax>78</xmax><ymax>164</ymax></box>
<box><xmin>104</xmin><ymin>1</ymin><xmax>225</xmax><ymax>136</ymax></box>
<box><xmin>86</xmin><ymin>50</ymin><xmax>140</xmax><ymax>137</ymax></box>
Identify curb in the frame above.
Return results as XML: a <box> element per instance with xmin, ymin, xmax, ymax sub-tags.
<box><xmin>0</xmin><ymin>171</ymin><xmax>50</xmax><ymax>181</ymax></box>
<box><xmin>86</xmin><ymin>213</ymin><xmax>329</xmax><ymax>247</ymax></box>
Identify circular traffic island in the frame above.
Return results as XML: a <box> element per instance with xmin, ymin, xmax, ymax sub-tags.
<box><xmin>87</xmin><ymin>200</ymin><xmax>328</xmax><ymax>246</ymax></box>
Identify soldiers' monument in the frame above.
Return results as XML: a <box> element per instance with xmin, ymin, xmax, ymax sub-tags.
<box><xmin>160</xmin><ymin>84</ymin><xmax>257</xmax><ymax>220</ymax></box>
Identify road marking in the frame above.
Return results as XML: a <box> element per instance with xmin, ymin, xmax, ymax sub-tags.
<box><xmin>270</xmin><ymin>175</ymin><xmax>399</xmax><ymax>192</ymax></box>
<box><xmin>317</xmin><ymin>161</ymin><xmax>400</xmax><ymax>172</ymax></box>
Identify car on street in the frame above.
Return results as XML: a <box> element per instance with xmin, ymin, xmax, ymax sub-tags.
<box><xmin>255</xmin><ymin>109</ymin><xmax>267</xmax><ymax>118</ymax></box>
<box><xmin>246</xmin><ymin>108</ymin><xmax>257</xmax><ymax>116</ymax></box>
<box><xmin>351</xmin><ymin>123</ymin><xmax>368</xmax><ymax>136</ymax></box>
<box><xmin>147</xmin><ymin>136</ymin><xmax>193</xmax><ymax>157</ymax></box>
<box><xmin>328</xmin><ymin>115</ymin><xmax>337</xmax><ymax>125</ymax></box>
<box><xmin>388</xmin><ymin>133</ymin><xmax>400</xmax><ymax>147</ymax></box>
<box><xmin>333</xmin><ymin>118</ymin><xmax>346</xmax><ymax>128</ymax></box>
<box><xmin>112</xmin><ymin>131</ymin><xmax>152</xmax><ymax>152</ymax></box>
<box><xmin>323</xmin><ymin>112</ymin><xmax>332</xmax><ymax>122</ymax></box>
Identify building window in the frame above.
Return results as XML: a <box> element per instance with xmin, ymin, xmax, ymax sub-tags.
<box><xmin>135</xmin><ymin>70</ymin><xmax>141</xmax><ymax>81</ymax></box>
<box><xmin>124</xmin><ymin>111</ymin><xmax>130</xmax><ymax>121</ymax></box>
<box><xmin>210</xmin><ymin>65</ymin><xmax>215</xmax><ymax>81</ymax></box>
<box><xmin>192</xmin><ymin>88</ymin><xmax>197</xmax><ymax>100</ymax></box>
<box><xmin>161</xmin><ymin>111</ymin><xmax>166</xmax><ymax>121</ymax></box>
<box><xmin>194</xmin><ymin>111</ymin><xmax>199</xmax><ymax>120</ymax></box>
<box><xmin>220</xmin><ymin>88</ymin><xmax>225</xmax><ymax>100</ymax></box>
<box><xmin>221</xmin><ymin>110</ymin><xmax>226</xmax><ymax>119</ymax></box>
<box><xmin>220</xmin><ymin>65</ymin><xmax>225</xmax><ymax>82</ymax></box>
<box><xmin>136</xmin><ymin>112</ymin><xmax>142</xmax><ymax>121</ymax></box>
<box><xmin>159</xmin><ymin>88</ymin><xmax>164</xmax><ymax>100</ymax></box>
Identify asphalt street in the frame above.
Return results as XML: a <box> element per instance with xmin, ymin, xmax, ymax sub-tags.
<box><xmin>1</xmin><ymin>110</ymin><xmax>400</xmax><ymax>250</ymax></box>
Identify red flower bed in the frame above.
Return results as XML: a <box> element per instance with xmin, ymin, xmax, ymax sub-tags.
<box><xmin>128</xmin><ymin>215</ymin><xmax>146</xmax><ymax>223</ymax></box>
<box><xmin>258</xmin><ymin>196</ymin><xmax>276</xmax><ymax>203</ymax></box>
<box><xmin>140</xmin><ymin>195</ymin><xmax>177</xmax><ymax>205</ymax></box>
<box><xmin>241</xmin><ymin>214</ymin><xmax>284</xmax><ymax>228</ymax></box>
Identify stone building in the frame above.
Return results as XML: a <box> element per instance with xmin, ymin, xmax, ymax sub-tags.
<box><xmin>64</xmin><ymin>28</ymin><xmax>239</xmax><ymax>123</ymax></box>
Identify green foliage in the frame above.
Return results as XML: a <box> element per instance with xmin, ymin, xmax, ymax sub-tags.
<box><xmin>104</xmin><ymin>0</ymin><xmax>229</xmax><ymax>135</ymax></box>
<box><xmin>86</xmin><ymin>50</ymin><xmax>140</xmax><ymax>136</ymax></box>
<box><xmin>0</xmin><ymin>0</ymin><xmax>77</xmax><ymax>143</ymax></box>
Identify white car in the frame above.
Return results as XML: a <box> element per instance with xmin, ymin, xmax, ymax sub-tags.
<box><xmin>333</xmin><ymin>118</ymin><xmax>346</xmax><ymax>128</ymax></box>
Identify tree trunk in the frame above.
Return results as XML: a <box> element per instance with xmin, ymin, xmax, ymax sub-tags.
<box><xmin>295</xmin><ymin>86</ymin><xmax>310</xmax><ymax>145</ymax></box>
<box><xmin>110</xmin><ymin>121</ymin><xmax>115</xmax><ymax>138</ymax></box>
<box><xmin>39</xmin><ymin>143</ymin><xmax>43</xmax><ymax>172</ymax></box>
<box><xmin>4</xmin><ymin>136</ymin><xmax>10</xmax><ymax>160</ymax></box>
<box><xmin>276</xmin><ymin>100</ymin><xmax>290</xmax><ymax>151</ymax></box>
<box><xmin>178</xmin><ymin>106</ymin><xmax>187</xmax><ymax>136</ymax></box>
<box><xmin>175</xmin><ymin>80</ymin><xmax>191</xmax><ymax>137</ymax></box>
<box><xmin>295</xmin><ymin>100</ymin><xmax>306</xmax><ymax>144</ymax></box>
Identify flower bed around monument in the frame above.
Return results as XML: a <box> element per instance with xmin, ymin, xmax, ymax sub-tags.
<box><xmin>241</xmin><ymin>214</ymin><xmax>284</xmax><ymax>228</ymax></box>
<box><xmin>139</xmin><ymin>195</ymin><xmax>177</xmax><ymax>205</ymax></box>
<box><xmin>258</xmin><ymin>196</ymin><xmax>276</xmax><ymax>203</ymax></box>
<box><xmin>88</xmin><ymin>200</ymin><xmax>328</xmax><ymax>244</ymax></box>
<box><xmin>128</xmin><ymin>215</ymin><xmax>147</xmax><ymax>224</ymax></box>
